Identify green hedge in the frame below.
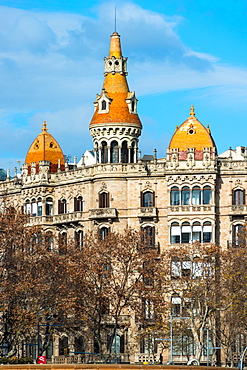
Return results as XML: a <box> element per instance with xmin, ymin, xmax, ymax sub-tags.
<box><xmin>0</xmin><ymin>357</ymin><xmax>33</xmax><ymax>364</ymax></box>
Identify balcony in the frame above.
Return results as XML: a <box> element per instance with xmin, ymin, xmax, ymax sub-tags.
<box><xmin>138</xmin><ymin>207</ymin><xmax>158</xmax><ymax>220</ymax></box>
<box><xmin>169</xmin><ymin>205</ymin><xmax>214</xmax><ymax>214</ymax></box>
<box><xmin>27</xmin><ymin>211</ymin><xmax>85</xmax><ymax>226</ymax></box>
<box><xmin>230</xmin><ymin>205</ymin><xmax>247</xmax><ymax>214</ymax></box>
<box><xmin>89</xmin><ymin>208</ymin><xmax>117</xmax><ymax>221</ymax></box>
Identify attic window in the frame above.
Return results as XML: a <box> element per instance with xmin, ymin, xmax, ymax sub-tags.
<box><xmin>101</xmin><ymin>100</ymin><xmax>107</xmax><ymax>111</ymax></box>
<box><xmin>188</xmin><ymin>129</ymin><xmax>195</xmax><ymax>135</ymax></box>
<box><xmin>131</xmin><ymin>100</ymin><xmax>135</xmax><ymax>113</ymax></box>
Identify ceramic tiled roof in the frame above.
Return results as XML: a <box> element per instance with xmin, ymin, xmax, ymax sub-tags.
<box><xmin>25</xmin><ymin>122</ymin><xmax>65</xmax><ymax>172</ymax></box>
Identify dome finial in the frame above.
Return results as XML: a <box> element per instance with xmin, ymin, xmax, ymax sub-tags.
<box><xmin>42</xmin><ymin>121</ymin><xmax>48</xmax><ymax>132</ymax></box>
<box><xmin>190</xmin><ymin>105</ymin><xmax>195</xmax><ymax>117</ymax></box>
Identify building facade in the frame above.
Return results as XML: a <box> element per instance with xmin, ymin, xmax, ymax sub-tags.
<box><xmin>0</xmin><ymin>31</ymin><xmax>246</xmax><ymax>363</ymax></box>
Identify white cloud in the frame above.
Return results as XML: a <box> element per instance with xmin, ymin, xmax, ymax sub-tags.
<box><xmin>0</xmin><ymin>1</ymin><xmax>247</xmax><ymax>170</ymax></box>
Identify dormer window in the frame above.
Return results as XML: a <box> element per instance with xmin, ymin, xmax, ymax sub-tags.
<box><xmin>101</xmin><ymin>100</ymin><xmax>107</xmax><ymax>111</ymax></box>
<box><xmin>126</xmin><ymin>92</ymin><xmax>137</xmax><ymax>114</ymax></box>
<box><xmin>97</xmin><ymin>90</ymin><xmax>112</xmax><ymax>114</ymax></box>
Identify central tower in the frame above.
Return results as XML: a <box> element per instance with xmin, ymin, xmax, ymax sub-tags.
<box><xmin>89</xmin><ymin>32</ymin><xmax>142</xmax><ymax>164</ymax></box>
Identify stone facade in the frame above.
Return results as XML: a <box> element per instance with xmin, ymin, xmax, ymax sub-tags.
<box><xmin>0</xmin><ymin>31</ymin><xmax>246</xmax><ymax>363</ymax></box>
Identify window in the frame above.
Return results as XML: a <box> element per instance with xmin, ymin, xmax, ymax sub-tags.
<box><xmin>100</xmin><ymin>227</ymin><xmax>109</xmax><ymax>240</ymax></box>
<box><xmin>142</xmin><ymin>191</ymin><xmax>154</xmax><ymax>207</ymax></box>
<box><xmin>99</xmin><ymin>192</ymin><xmax>109</xmax><ymax>208</ymax></box>
<box><xmin>143</xmin><ymin>226</ymin><xmax>155</xmax><ymax>247</ymax></box>
<box><xmin>46</xmin><ymin>197</ymin><xmax>53</xmax><ymax>216</ymax></box>
<box><xmin>121</xmin><ymin>141</ymin><xmax>128</xmax><ymax>163</ymax></box>
<box><xmin>181</xmin><ymin>187</ymin><xmax>190</xmax><ymax>205</ymax></box>
<box><xmin>58</xmin><ymin>199</ymin><xmax>67</xmax><ymax>214</ymax></box>
<box><xmin>130</xmin><ymin>142</ymin><xmax>135</xmax><ymax>163</ymax></box>
<box><xmin>170</xmin><ymin>222</ymin><xmax>180</xmax><ymax>244</ymax></box>
<box><xmin>45</xmin><ymin>232</ymin><xmax>54</xmax><ymax>251</ymax></box>
<box><xmin>143</xmin><ymin>299</ymin><xmax>154</xmax><ymax>320</ymax></box>
<box><xmin>31</xmin><ymin>198</ymin><xmax>37</xmax><ymax>216</ymax></box>
<box><xmin>171</xmin><ymin>295</ymin><xmax>181</xmax><ymax>317</ymax></box>
<box><xmin>171</xmin><ymin>187</ymin><xmax>180</xmax><ymax>205</ymax></box>
<box><xmin>233</xmin><ymin>189</ymin><xmax>245</xmax><ymax>205</ymax></box>
<box><xmin>101</xmin><ymin>100</ymin><xmax>106</xmax><ymax>110</ymax></box>
<box><xmin>59</xmin><ymin>232</ymin><xmax>67</xmax><ymax>255</ymax></box>
<box><xmin>74</xmin><ymin>196</ymin><xmax>83</xmax><ymax>212</ymax></box>
<box><xmin>192</xmin><ymin>186</ymin><xmax>201</xmax><ymax>205</ymax></box>
<box><xmin>203</xmin><ymin>186</ymin><xmax>212</xmax><ymax>204</ymax></box>
<box><xmin>101</xmin><ymin>141</ymin><xmax>108</xmax><ymax>163</ymax></box>
<box><xmin>233</xmin><ymin>224</ymin><xmax>245</xmax><ymax>247</ymax></box>
<box><xmin>203</xmin><ymin>222</ymin><xmax>212</xmax><ymax>243</ymax></box>
<box><xmin>192</xmin><ymin>222</ymin><xmax>202</xmax><ymax>242</ymax></box>
<box><xmin>75</xmin><ymin>230</ymin><xmax>83</xmax><ymax>249</ymax></box>
<box><xmin>110</xmin><ymin>141</ymin><xmax>119</xmax><ymax>163</ymax></box>
<box><xmin>37</xmin><ymin>198</ymin><xmax>42</xmax><ymax>216</ymax></box>
<box><xmin>26</xmin><ymin>200</ymin><xmax>31</xmax><ymax>215</ymax></box>
<box><xmin>181</xmin><ymin>222</ymin><xmax>191</xmax><ymax>243</ymax></box>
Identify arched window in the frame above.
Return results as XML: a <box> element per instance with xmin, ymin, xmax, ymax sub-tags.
<box><xmin>192</xmin><ymin>186</ymin><xmax>201</xmax><ymax>205</ymax></box>
<box><xmin>100</xmin><ymin>227</ymin><xmax>109</xmax><ymax>240</ymax></box>
<box><xmin>31</xmin><ymin>198</ymin><xmax>37</xmax><ymax>216</ymax></box>
<box><xmin>75</xmin><ymin>230</ymin><xmax>83</xmax><ymax>249</ymax></box>
<box><xmin>74</xmin><ymin>196</ymin><xmax>83</xmax><ymax>212</ymax></box>
<box><xmin>233</xmin><ymin>224</ymin><xmax>245</xmax><ymax>247</ymax></box>
<box><xmin>181</xmin><ymin>222</ymin><xmax>191</xmax><ymax>243</ymax></box>
<box><xmin>110</xmin><ymin>141</ymin><xmax>119</xmax><ymax>163</ymax></box>
<box><xmin>192</xmin><ymin>222</ymin><xmax>202</xmax><ymax>242</ymax></box>
<box><xmin>101</xmin><ymin>141</ymin><xmax>108</xmax><ymax>164</ymax></box>
<box><xmin>99</xmin><ymin>192</ymin><xmax>109</xmax><ymax>208</ymax></box>
<box><xmin>131</xmin><ymin>100</ymin><xmax>135</xmax><ymax>113</ymax></box>
<box><xmin>171</xmin><ymin>187</ymin><xmax>180</xmax><ymax>205</ymax></box>
<box><xmin>233</xmin><ymin>189</ymin><xmax>245</xmax><ymax>205</ymax></box>
<box><xmin>143</xmin><ymin>226</ymin><xmax>155</xmax><ymax>247</ymax></box>
<box><xmin>26</xmin><ymin>200</ymin><xmax>31</xmax><ymax>215</ymax></box>
<box><xmin>45</xmin><ymin>232</ymin><xmax>54</xmax><ymax>251</ymax></box>
<box><xmin>181</xmin><ymin>187</ymin><xmax>190</xmax><ymax>205</ymax></box>
<box><xmin>142</xmin><ymin>191</ymin><xmax>154</xmax><ymax>207</ymax></box>
<box><xmin>121</xmin><ymin>141</ymin><xmax>128</xmax><ymax>163</ymax></box>
<box><xmin>59</xmin><ymin>232</ymin><xmax>67</xmax><ymax>255</ymax></box>
<box><xmin>46</xmin><ymin>197</ymin><xmax>53</xmax><ymax>216</ymax></box>
<box><xmin>37</xmin><ymin>197</ymin><xmax>42</xmax><ymax>216</ymax></box>
<box><xmin>203</xmin><ymin>222</ymin><xmax>212</xmax><ymax>243</ymax></box>
<box><xmin>130</xmin><ymin>142</ymin><xmax>135</xmax><ymax>163</ymax></box>
<box><xmin>170</xmin><ymin>222</ymin><xmax>180</xmax><ymax>244</ymax></box>
<box><xmin>58</xmin><ymin>199</ymin><xmax>67</xmax><ymax>214</ymax></box>
<box><xmin>203</xmin><ymin>186</ymin><xmax>212</xmax><ymax>204</ymax></box>
<box><xmin>101</xmin><ymin>100</ymin><xmax>107</xmax><ymax>111</ymax></box>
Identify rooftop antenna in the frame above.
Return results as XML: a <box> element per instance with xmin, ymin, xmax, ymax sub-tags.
<box><xmin>114</xmin><ymin>6</ymin><xmax>117</xmax><ymax>32</ymax></box>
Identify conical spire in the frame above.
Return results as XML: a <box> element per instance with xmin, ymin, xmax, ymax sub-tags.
<box><xmin>89</xmin><ymin>32</ymin><xmax>142</xmax><ymax>128</ymax></box>
<box><xmin>108</xmin><ymin>32</ymin><xmax>122</xmax><ymax>58</ymax></box>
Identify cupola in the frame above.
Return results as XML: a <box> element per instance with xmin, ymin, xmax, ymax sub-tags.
<box><xmin>168</xmin><ymin>106</ymin><xmax>216</xmax><ymax>161</ymax></box>
<box><xmin>89</xmin><ymin>32</ymin><xmax>142</xmax><ymax>164</ymax></box>
<box><xmin>25</xmin><ymin>122</ymin><xmax>65</xmax><ymax>173</ymax></box>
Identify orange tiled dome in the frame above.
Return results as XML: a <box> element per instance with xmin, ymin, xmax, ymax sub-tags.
<box><xmin>25</xmin><ymin>122</ymin><xmax>65</xmax><ymax>173</ymax></box>
<box><xmin>89</xmin><ymin>32</ymin><xmax>142</xmax><ymax>128</ymax></box>
<box><xmin>169</xmin><ymin>106</ymin><xmax>215</xmax><ymax>151</ymax></box>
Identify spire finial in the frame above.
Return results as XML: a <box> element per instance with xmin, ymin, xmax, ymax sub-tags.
<box><xmin>42</xmin><ymin>121</ymin><xmax>48</xmax><ymax>132</ymax></box>
<box><xmin>115</xmin><ymin>6</ymin><xmax>117</xmax><ymax>33</ymax></box>
<box><xmin>190</xmin><ymin>105</ymin><xmax>195</xmax><ymax>117</ymax></box>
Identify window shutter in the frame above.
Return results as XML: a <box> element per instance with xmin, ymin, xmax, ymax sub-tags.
<box><xmin>58</xmin><ymin>200</ymin><xmax>61</xmax><ymax>214</ymax></box>
<box><xmin>106</xmin><ymin>192</ymin><xmax>110</xmax><ymax>208</ymax></box>
<box><xmin>152</xmin><ymin>191</ymin><xmax>155</xmax><ymax>207</ymax></box>
<box><xmin>74</xmin><ymin>197</ymin><xmax>77</xmax><ymax>212</ymax></box>
<box><xmin>244</xmin><ymin>189</ymin><xmax>246</xmax><ymax>205</ymax></box>
<box><xmin>140</xmin><ymin>191</ymin><xmax>143</xmax><ymax>207</ymax></box>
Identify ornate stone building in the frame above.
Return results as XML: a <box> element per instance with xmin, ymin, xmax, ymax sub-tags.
<box><xmin>0</xmin><ymin>31</ymin><xmax>246</xmax><ymax>363</ymax></box>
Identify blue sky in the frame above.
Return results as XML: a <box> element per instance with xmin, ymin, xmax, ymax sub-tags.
<box><xmin>0</xmin><ymin>0</ymin><xmax>247</xmax><ymax>171</ymax></box>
